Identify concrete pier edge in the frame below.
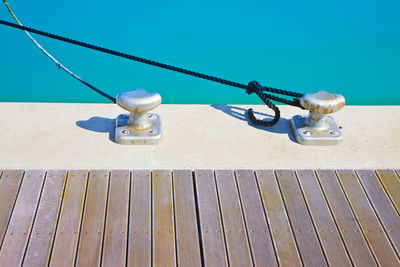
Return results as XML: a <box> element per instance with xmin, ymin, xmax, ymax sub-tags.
<box><xmin>0</xmin><ymin>103</ymin><xmax>398</xmax><ymax>169</ymax></box>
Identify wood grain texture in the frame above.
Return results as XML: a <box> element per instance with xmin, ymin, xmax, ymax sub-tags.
<box><xmin>23</xmin><ymin>170</ymin><xmax>67</xmax><ymax>267</ymax></box>
<box><xmin>128</xmin><ymin>170</ymin><xmax>151</xmax><ymax>267</ymax></box>
<box><xmin>296</xmin><ymin>170</ymin><xmax>352</xmax><ymax>266</ymax></box>
<box><xmin>235</xmin><ymin>170</ymin><xmax>277</xmax><ymax>267</ymax></box>
<box><xmin>275</xmin><ymin>170</ymin><xmax>327</xmax><ymax>267</ymax></box>
<box><xmin>1</xmin><ymin>168</ymin><xmax>398</xmax><ymax>267</ymax></box>
<box><xmin>75</xmin><ymin>170</ymin><xmax>109</xmax><ymax>267</ymax></box>
<box><xmin>376</xmin><ymin>170</ymin><xmax>400</xmax><ymax>214</ymax></box>
<box><xmin>316</xmin><ymin>170</ymin><xmax>377</xmax><ymax>266</ymax></box>
<box><xmin>0</xmin><ymin>170</ymin><xmax>24</xmax><ymax>248</ymax></box>
<box><xmin>357</xmin><ymin>170</ymin><xmax>400</xmax><ymax>257</ymax></box>
<box><xmin>173</xmin><ymin>170</ymin><xmax>202</xmax><ymax>267</ymax></box>
<box><xmin>49</xmin><ymin>170</ymin><xmax>88</xmax><ymax>267</ymax></box>
<box><xmin>215</xmin><ymin>170</ymin><xmax>253</xmax><ymax>267</ymax></box>
<box><xmin>153</xmin><ymin>170</ymin><xmax>176</xmax><ymax>267</ymax></box>
<box><xmin>102</xmin><ymin>170</ymin><xmax>130</xmax><ymax>267</ymax></box>
<box><xmin>337</xmin><ymin>170</ymin><xmax>400</xmax><ymax>266</ymax></box>
<box><xmin>194</xmin><ymin>170</ymin><xmax>228</xmax><ymax>267</ymax></box>
<box><xmin>255</xmin><ymin>170</ymin><xmax>302</xmax><ymax>267</ymax></box>
<box><xmin>0</xmin><ymin>170</ymin><xmax>45</xmax><ymax>267</ymax></box>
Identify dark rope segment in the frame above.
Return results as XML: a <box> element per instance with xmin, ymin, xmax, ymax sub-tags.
<box><xmin>0</xmin><ymin>19</ymin><xmax>304</xmax><ymax>96</ymax></box>
<box><xmin>246</xmin><ymin>81</ymin><xmax>303</xmax><ymax>126</ymax></box>
<box><xmin>246</xmin><ymin>81</ymin><xmax>280</xmax><ymax>126</ymax></box>
<box><xmin>0</xmin><ymin>20</ymin><xmax>246</xmax><ymax>89</ymax></box>
<box><xmin>0</xmin><ymin>19</ymin><xmax>305</xmax><ymax>126</ymax></box>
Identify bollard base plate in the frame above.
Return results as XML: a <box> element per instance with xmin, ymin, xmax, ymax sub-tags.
<box><xmin>115</xmin><ymin>113</ymin><xmax>162</xmax><ymax>145</ymax></box>
<box><xmin>290</xmin><ymin>115</ymin><xmax>343</xmax><ymax>146</ymax></box>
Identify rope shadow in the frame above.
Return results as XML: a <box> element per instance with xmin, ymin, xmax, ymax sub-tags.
<box><xmin>211</xmin><ymin>105</ymin><xmax>297</xmax><ymax>143</ymax></box>
<box><xmin>76</xmin><ymin>117</ymin><xmax>116</xmax><ymax>143</ymax></box>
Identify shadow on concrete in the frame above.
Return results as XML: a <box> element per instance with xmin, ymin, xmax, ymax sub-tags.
<box><xmin>76</xmin><ymin>116</ymin><xmax>116</xmax><ymax>143</ymax></box>
<box><xmin>211</xmin><ymin>104</ymin><xmax>296</xmax><ymax>143</ymax></box>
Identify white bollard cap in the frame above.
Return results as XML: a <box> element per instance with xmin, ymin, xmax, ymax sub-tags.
<box><xmin>300</xmin><ymin>90</ymin><xmax>345</xmax><ymax>114</ymax></box>
<box><xmin>116</xmin><ymin>88</ymin><xmax>162</xmax><ymax>113</ymax></box>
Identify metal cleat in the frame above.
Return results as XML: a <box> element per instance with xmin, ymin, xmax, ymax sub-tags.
<box><xmin>290</xmin><ymin>90</ymin><xmax>345</xmax><ymax>146</ymax></box>
<box><xmin>115</xmin><ymin>88</ymin><xmax>162</xmax><ymax>145</ymax></box>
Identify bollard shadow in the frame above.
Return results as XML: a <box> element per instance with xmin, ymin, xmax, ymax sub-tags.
<box><xmin>211</xmin><ymin>105</ymin><xmax>296</xmax><ymax>142</ymax></box>
<box><xmin>76</xmin><ymin>116</ymin><xmax>116</xmax><ymax>143</ymax></box>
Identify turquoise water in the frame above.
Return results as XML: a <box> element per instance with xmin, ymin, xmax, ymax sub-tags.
<box><xmin>0</xmin><ymin>1</ymin><xmax>399</xmax><ymax>105</ymax></box>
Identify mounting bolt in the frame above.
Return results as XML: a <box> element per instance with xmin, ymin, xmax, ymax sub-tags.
<box><xmin>121</xmin><ymin>129</ymin><xmax>130</xmax><ymax>135</ymax></box>
<box><xmin>290</xmin><ymin>90</ymin><xmax>345</xmax><ymax>146</ymax></box>
<box><xmin>115</xmin><ymin>88</ymin><xmax>162</xmax><ymax>145</ymax></box>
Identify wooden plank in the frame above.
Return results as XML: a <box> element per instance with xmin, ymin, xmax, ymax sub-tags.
<box><xmin>235</xmin><ymin>170</ymin><xmax>277</xmax><ymax>267</ymax></box>
<box><xmin>215</xmin><ymin>170</ymin><xmax>253</xmax><ymax>267</ymax></box>
<box><xmin>296</xmin><ymin>170</ymin><xmax>352</xmax><ymax>266</ymax></box>
<box><xmin>128</xmin><ymin>170</ymin><xmax>151</xmax><ymax>267</ymax></box>
<box><xmin>357</xmin><ymin>170</ymin><xmax>400</xmax><ymax>257</ymax></box>
<box><xmin>0</xmin><ymin>170</ymin><xmax>24</xmax><ymax>247</ymax></box>
<box><xmin>275</xmin><ymin>170</ymin><xmax>327</xmax><ymax>266</ymax></box>
<box><xmin>173</xmin><ymin>170</ymin><xmax>202</xmax><ymax>267</ymax></box>
<box><xmin>152</xmin><ymin>170</ymin><xmax>176</xmax><ymax>267</ymax></box>
<box><xmin>194</xmin><ymin>170</ymin><xmax>228</xmax><ymax>267</ymax></box>
<box><xmin>75</xmin><ymin>170</ymin><xmax>109</xmax><ymax>267</ymax></box>
<box><xmin>376</xmin><ymin>170</ymin><xmax>400</xmax><ymax>214</ymax></box>
<box><xmin>102</xmin><ymin>170</ymin><xmax>130</xmax><ymax>267</ymax></box>
<box><xmin>255</xmin><ymin>170</ymin><xmax>301</xmax><ymax>267</ymax></box>
<box><xmin>316</xmin><ymin>170</ymin><xmax>377</xmax><ymax>266</ymax></box>
<box><xmin>337</xmin><ymin>170</ymin><xmax>400</xmax><ymax>266</ymax></box>
<box><xmin>23</xmin><ymin>170</ymin><xmax>67</xmax><ymax>267</ymax></box>
<box><xmin>0</xmin><ymin>170</ymin><xmax>45</xmax><ymax>267</ymax></box>
<box><xmin>49</xmin><ymin>170</ymin><xmax>88</xmax><ymax>267</ymax></box>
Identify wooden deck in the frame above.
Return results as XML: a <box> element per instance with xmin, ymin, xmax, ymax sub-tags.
<box><xmin>0</xmin><ymin>170</ymin><xmax>399</xmax><ymax>267</ymax></box>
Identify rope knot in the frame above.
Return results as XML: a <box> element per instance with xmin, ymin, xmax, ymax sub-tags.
<box><xmin>246</xmin><ymin>80</ymin><xmax>263</xmax><ymax>95</ymax></box>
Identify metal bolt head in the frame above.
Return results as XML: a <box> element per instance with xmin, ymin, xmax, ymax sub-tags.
<box><xmin>148</xmin><ymin>129</ymin><xmax>157</xmax><ymax>135</ymax></box>
<box><xmin>302</xmin><ymin>130</ymin><xmax>312</xmax><ymax>136</ymax></box>
<box><xmin>121</xmin><ymin>129</ymin><xmax>130</xmax><ymax>135</ymax></box>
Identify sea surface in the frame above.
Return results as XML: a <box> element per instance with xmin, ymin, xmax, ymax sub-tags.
<box><xmin>0</xmin><ymin>0</ymin><xmax>399</xmax><ymax>104</ymax></box>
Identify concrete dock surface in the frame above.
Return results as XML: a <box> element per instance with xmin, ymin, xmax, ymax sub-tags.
<box><xmin>0</xmin><ymin>103</ymin><xmax>398</xmax><ymax>169</ymax></box>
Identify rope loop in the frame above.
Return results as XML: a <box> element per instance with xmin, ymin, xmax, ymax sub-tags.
<box><xmin>246</xmin><ymin>81</ymin><xmax>281</xmax><ymax>127</ymax></box>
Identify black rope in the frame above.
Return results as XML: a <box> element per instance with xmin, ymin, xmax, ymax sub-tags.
<box><xmin>0</xmin><ymin>19</ymin><xmax>304</xmax><ymax>126</ymax></box>
<box><xmin>247</xmin><ymin>81</ymin><xmax>295</xmax><ymax>126</ymax></box>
